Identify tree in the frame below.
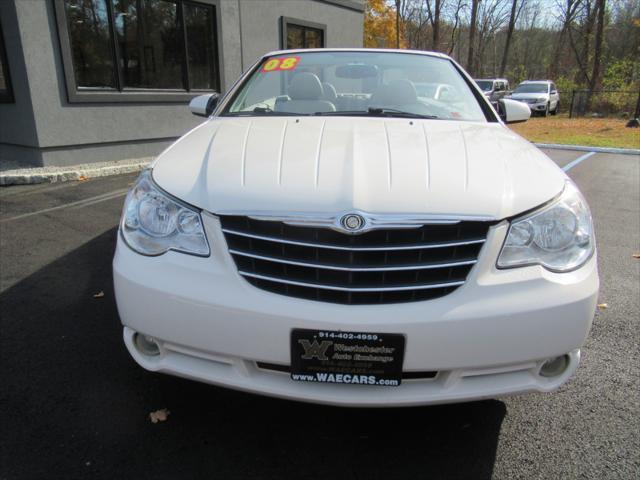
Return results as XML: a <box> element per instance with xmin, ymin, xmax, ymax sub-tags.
<box><xmin>568</xmin><ymin>0</ymin><xmax>597</xmax><ymax>85</ymax></box>
<box><xmin>394</xmin><ymin>0</ymin><xmax>410</xmax><ymax>48</ymax></box>
<box><xmin>362</xmin><ymin>0</ymin><xmax>639</xmax><ymax>111</ymax></box>
<box><xmin>548</xmin><ymin>0</ymin><xmax>583</xmax><ymax>78</ymax></box>
<box><xmin>403</xmin><ymin>1</ymin><xmax>430</xmax><ymax>51</ymax></box>
<box><xmin>445</xmin><ymin>0</ymin><xmax>466</xmax><ymax>56</ymax></box>
<box><xmin>587</xmin><ymin>0</ymin><xmax>606</xmax><ymax>107</ymax></box>
<box><xmin>475</xmin><ymin>0</ymin><xmax>509</xmax><ymax>76</ymax></box>
<box><xmin>425</xmin><ymin>0</ymin><xmax>444</xmax><ymax>50</ymax></box>
<box><xmin>500</xmin><ymin>0</ymin><xmax>525</xmax><ymax>77</ymax></box>
<box><xmin>396</xmin><ymin>0</ymin><xmax>402</xmax><ymax>47</ymax></box>
<box><xmin>467</xmin><ymin>0</ymin><xmax>480</xmax><ymax>75</ymax></box>
<box><xmin>520</xmin><ymin>0</ymin><xmax>541</xmax><ymax>75</ymax></box>
<box><xmin>364</xmin><ymin>0</ymin><xmax>404</xmax><ymax>48</ymax></box>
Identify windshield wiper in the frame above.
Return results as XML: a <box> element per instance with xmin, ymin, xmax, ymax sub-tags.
<box><xmin>225</xmin><ymin>107</ymin><xmax>438</xmax><ymax>119</ymax></box>
<box><xmin>223</xmin><ymin>106</ymin><xmax>303</xmax><ymax>117</ymax></box>
<box><xmin>313</xmin><ymin>107</ymin><xmax>438</xmax><ymax>119</ymax></box>
<box><xmin>368</xmin><ymin>107</ymin><xmax>439</xmax><ymax>119</ymax></box>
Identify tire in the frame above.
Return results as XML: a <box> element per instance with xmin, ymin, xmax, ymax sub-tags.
<box><xmin>551</xmin><ymin>102</ymin><xmax>559</xmax><ymax>115</ymax></box>
<box><xmin>543</xmin><ymin>103</ymin><xmax>550</xmax><ymax>117</ymax></box>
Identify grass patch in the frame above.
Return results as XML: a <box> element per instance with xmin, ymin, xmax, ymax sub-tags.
<box><xmin>509</xmin><ymin>116</ymin><xmax>639</xmax><ymax>149</ymax></box>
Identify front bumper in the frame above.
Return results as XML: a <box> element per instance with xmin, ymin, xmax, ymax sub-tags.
<box><xmin>113</xmin><ymin>214</ymin><xmax>599</xmax><ymax>407</ymax></box>
<box><xmin>525</xmin><ymin>101</ymin><xmax>548</xmax><ymax>111</ymax></box>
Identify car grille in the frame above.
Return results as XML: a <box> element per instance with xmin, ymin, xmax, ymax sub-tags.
<box><xmin>220</xmin><ymin>216</ymin><xmax>493</xmax><ymax>305</ymax></box>
<box><xmin>256</xmin><ymin>362</ymin><xmax>438</xmax><ymax>379</ymax></box>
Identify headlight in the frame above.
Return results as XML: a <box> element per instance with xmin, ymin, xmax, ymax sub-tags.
<box><xmin>120</xmin><ymin>170</ymin><xmax>210</xmax><ymax>256</ymax></box>
<box><xmin>497</xmin><ymin>181</ymin><xmax>594</xmax><ymax>272</ymax></box>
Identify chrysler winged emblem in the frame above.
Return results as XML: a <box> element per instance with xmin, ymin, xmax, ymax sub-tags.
<box><xmin>340</xmin><ymin>213</ymin><xmax>365</xmax><ymax>232</ymax></box>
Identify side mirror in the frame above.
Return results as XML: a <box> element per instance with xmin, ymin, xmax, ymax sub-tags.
<box><xmin>498</xmin><ymin>98</ymin><xmax>531</xmax><ymax>124</ymax></box>
<box><xmin>551</xmin><ymin>90</ymin><xmax>558</xmax><ymax>94</ymax></box>
<box><xmin>189</xmin><ymin>93</ymin><xmax>220</xmax><ymax>117</ymax></box>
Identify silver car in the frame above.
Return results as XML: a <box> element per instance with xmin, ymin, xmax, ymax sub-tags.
<box><xmin>510</xmin><ymin>81</ymin><xmax>560</xmax><ymax>116</ymax></box>
<box><xmin>475</xmin><ymin>78</ymin><xmax>510</xmax><ymax>103</ymax></box>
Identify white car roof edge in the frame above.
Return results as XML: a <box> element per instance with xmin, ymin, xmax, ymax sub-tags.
<box><xmin>261</xmin><ymin>48</ymin><xmax>451</xmax><ymax>60</ymax></box>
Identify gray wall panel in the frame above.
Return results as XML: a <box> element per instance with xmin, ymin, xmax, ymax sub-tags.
<box><xmin>0</xmin><ymin>0</ymin><xmax>39</xmax><ymax>150</ymax></box>
<box><xmin>239</xmin><ymin>0</ymin><xmax>364</xmax><ymax>68</ymax></box>
<box><xmin>219</xmin><ymin>0</ymin><xmax>243</xmax><ymax>87</ymax></box>
<box><xmin>40</xmin><ymin>138</ymin><xmax>177</xmax><ymax>167</ymax></box>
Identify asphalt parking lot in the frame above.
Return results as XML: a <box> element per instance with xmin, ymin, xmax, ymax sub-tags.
<box><xmin>1</xmin><ymin>149</ymin><xmax>638</xmax><ymax>479</ymax></box>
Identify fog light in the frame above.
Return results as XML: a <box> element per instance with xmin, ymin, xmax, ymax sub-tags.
<box><xmin>539</xmin><ymin>355</ymin><xmax>569</xmax><ymax>378</ymax></box>
<box><xmin>134</xmin><ymin>333</ymin><xmax>160</xmax><ymax>357</ymax></box>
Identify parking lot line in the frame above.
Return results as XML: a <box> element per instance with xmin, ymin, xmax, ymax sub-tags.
<box><xmin>563</xmin><ymin>151</ymin><xmax>597</xmax><ymax>172</ymax></box>
<box><xmin>0</xmin><ymin>188</ymin><xmax>128</xmax><ymax>223</ymax></box>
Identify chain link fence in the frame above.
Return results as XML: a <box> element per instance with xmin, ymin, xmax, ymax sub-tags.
<box><xmin>567</xmin><ymin>90</ymin><xmax>640</xmax><ymax>118</ymax></box>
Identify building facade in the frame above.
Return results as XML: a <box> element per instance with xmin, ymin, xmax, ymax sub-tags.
<box><xmin>0</xmin><ymin>0</ymin><xmax>364</xmax><ymax>169</ymax></box>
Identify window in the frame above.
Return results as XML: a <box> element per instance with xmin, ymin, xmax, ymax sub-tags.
<box><xmin>514</xmin><ymin>83</ymin><xmax>549</xmax><ymax>94</ymax></box>
<box><xmin>0</xmin><ymin>21</ymin><xmax>14</xmax><ymax>103</ymax></box>
<box><xmin>55</xmin><ymin>0</ymin><xmax>220</xmax><ymax>102</ymax></box>
<box><xmin>475</xmin><ymin>80</ymin><xmax>492</xmax><ymax>92</ymax></box>
<box><xmin>224</xmin><ymin>51</ymin><xmax>488</xmax><ymax>123</ymax></box>
<box><xmin>281</xmin><ymin>17</ymin><xmax>325</xmax><ymax>50</ymax></box>
<box><xmin>111</xmin><ymin>0</ymin><xmax>184</xmax><ymax>89</ymax></box>
<box><xmin>184</xmin><ymin>2</ymin><xmax>217</xmax><ymax>90</ymax></box>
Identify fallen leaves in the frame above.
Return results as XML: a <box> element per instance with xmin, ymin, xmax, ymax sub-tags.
<box><xmin>149</xmin><ymin>408</ymin><xmax>170</xmax><ymax>423</ymax></box>
<box><xmin>78</xmin><ymin>175</ymin><xmax>89</xmax><ymax>182</ymax></box>
<box><xmin>597</xmin><ymin>303</ymin><xmax>608</xmax><ymax>310</ymax></box>
<box><xmin>93</xmin><ymin>291</ymin><xmax>104</xmax><ymax>298</ymax></box>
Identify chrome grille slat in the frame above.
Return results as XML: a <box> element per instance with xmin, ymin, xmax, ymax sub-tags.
<box><xmin>238</xmin><ymin>271</ymin><xmax>466</xmax><ymax>292</ymax></box>
<box><xmin>229</xmin><ymin>249</ymin><xmax>478</xmax><ymax>272</ymax></box>
<box><xmin>222</xmin><ymin>228</ymin><xmax>486</xmax><ymax>251</ymax></box>
<box><xmin>220</xmin><ymin>215</ymin><xmax>492</xmax><ymax>305</ymax></box>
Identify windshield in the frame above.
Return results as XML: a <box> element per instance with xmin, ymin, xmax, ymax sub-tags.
<box><xmin>223</xmin><ymin>51</ymin><xmax>487</xmax><ymax>122</ymax></box>
<box><xmin>514</xmin><ymin>83</ymin><xmax>548</xmax><ymax>94</ymax></box>
<box><xmin>475</xmin><ymin>80</ymin><xmax>493</xmax><ymax>92</ymax></box>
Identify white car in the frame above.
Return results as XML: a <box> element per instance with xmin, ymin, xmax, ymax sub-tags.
<box><xmin>113</xmin><ymin>49</ymin><xmax>598</xmax><ymax>407</ymax></box>
<box><xmin>510</xmin><ymin>80</ymin><xmax>560</xmax><ymax>116</ymax></box>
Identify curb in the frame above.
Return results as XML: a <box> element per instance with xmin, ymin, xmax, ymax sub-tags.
<box><xmin>0</xmin><ymin>158</ymin><xmax>152</xmax><ymax>186</ymax></box>
<box><xmin>535</xmin><ymin>143</ymin><xmax>640</xmax><ymax>156</ymax></box>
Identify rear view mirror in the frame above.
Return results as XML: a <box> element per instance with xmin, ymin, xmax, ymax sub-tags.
<box><xmin>335</xmin><ymin>64</ymin><xmax>379</xmax><ymax>79</ymax></box>
<box><xmin>189</xmin><ymin>93</ymin><xmax>220</xmax><ymax>117</ymax></box>
<box><xmin>498</xmin><ymin>98</ymin><xmax>531</xmax><ymax>124</ymax></box>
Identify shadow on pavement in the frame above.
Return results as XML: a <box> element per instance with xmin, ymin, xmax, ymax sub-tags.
<box><xmin>0</xmin><ymin>228</ymin><xmax>505</xmax><ymax>479</ymax></box>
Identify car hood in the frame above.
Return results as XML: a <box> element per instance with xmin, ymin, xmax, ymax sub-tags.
<box><xmin>510</xmin><ymin>93</ymin><xmax>549</xmax><ymax>100</ymax></box>
<box><xmin>152</xmin><ymin>117</ymin><xmax>565</xmax><ymax>220</ymax></box>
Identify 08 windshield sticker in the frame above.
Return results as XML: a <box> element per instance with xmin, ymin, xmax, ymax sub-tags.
<box><xmin>261</xmin><ymin>56</ymin><xmax>301</xmax><ymax>73</ymax></box>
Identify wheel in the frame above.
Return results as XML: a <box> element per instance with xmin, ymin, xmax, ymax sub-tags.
<box><xmin>543</xmin><ymin>103</ymin><xmax>550</xmax><ymax>117</ymax></box>
<box><xmin>551</xmin><ymin>102</ymin><xmax>559</xmax><ymax>115</ymax></box>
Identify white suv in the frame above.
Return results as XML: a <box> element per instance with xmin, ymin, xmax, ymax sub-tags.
<box><xmin>113</xmin><ymin>49</ymin><xmax>597</xmax><ymax>407</ymax></box>
<box><xmin>510</xmin><ymin>80</ymin><xmax>560</xmax><ymax>116</ymax></box>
